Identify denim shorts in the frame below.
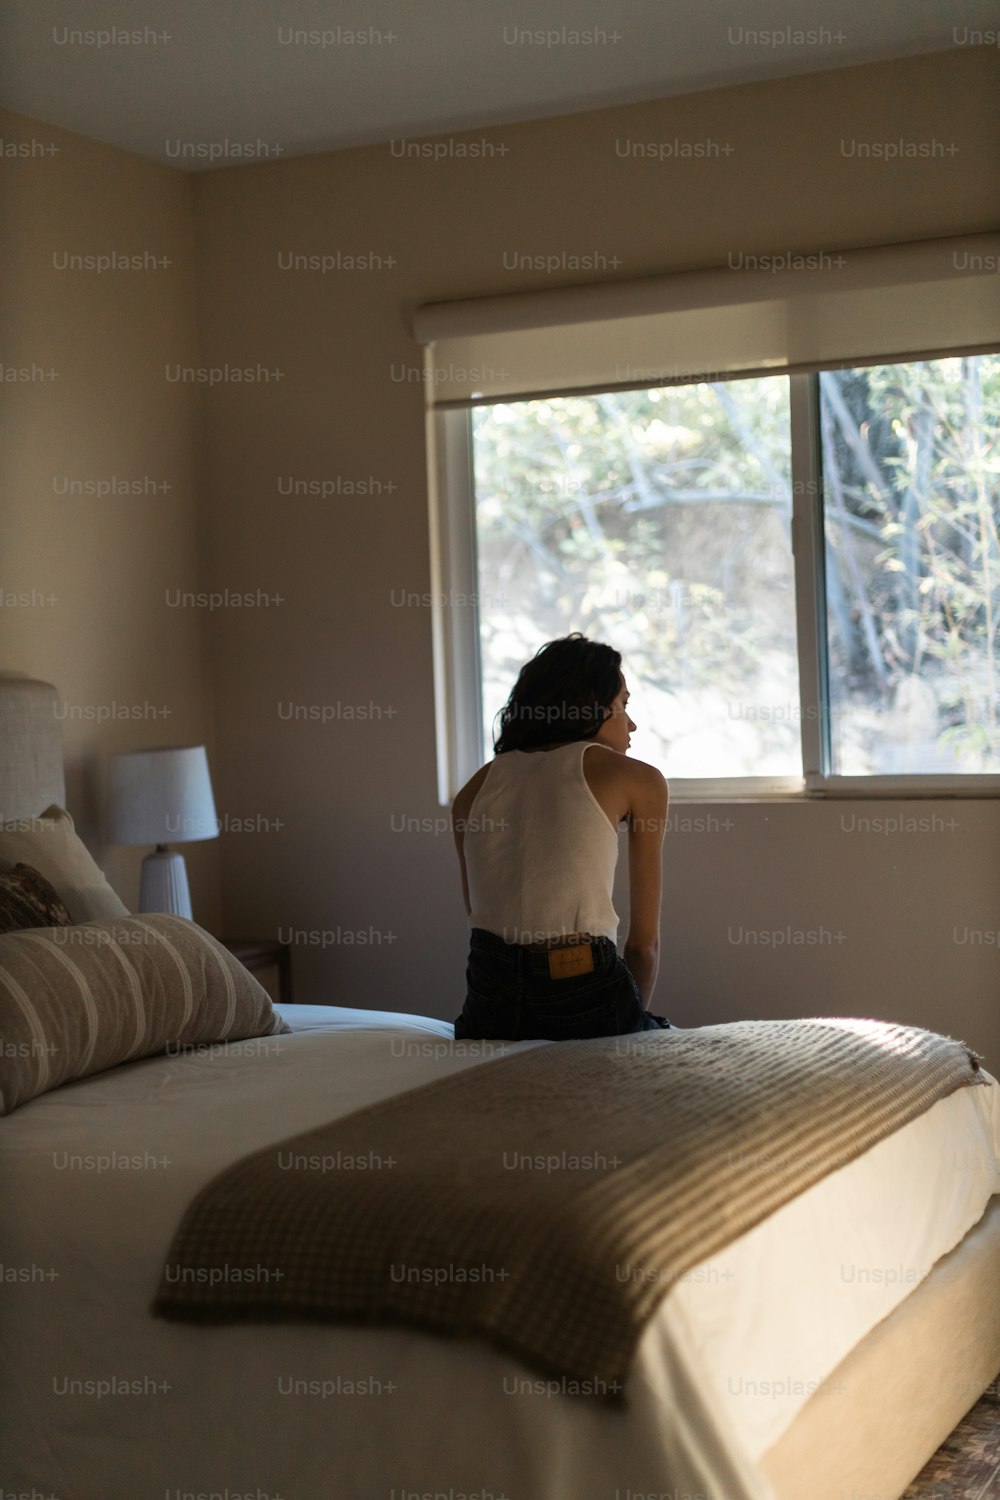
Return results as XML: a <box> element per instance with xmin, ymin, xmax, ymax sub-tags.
<box><xmin>453</xmin><ymin>928</ymin><xmax>672</xmax><ymax>1041</ymax></box>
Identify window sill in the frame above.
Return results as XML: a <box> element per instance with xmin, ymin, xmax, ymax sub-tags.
<box><xmin>667</xmin><ymin>775</ymin><xmax>1000</xmax><ymax>802</ymax></box>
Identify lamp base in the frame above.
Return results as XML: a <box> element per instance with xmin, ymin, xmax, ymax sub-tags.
<box><xmin>138</xmin><ymin>847</ymin><xmax>192</xmax><ymax>919</ymax></box>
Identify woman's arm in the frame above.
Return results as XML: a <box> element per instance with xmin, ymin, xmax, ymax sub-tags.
<box><xmin>623</xmin><ymin>762</ymin><xmax>670</xmax><ymax>1003</ymax></box>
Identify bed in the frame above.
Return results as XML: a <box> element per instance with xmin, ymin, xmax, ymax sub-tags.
<box><xmin>2</xmin><ymin>675</ymin><xmax>999</xmax><ymax>1500</ymax></box>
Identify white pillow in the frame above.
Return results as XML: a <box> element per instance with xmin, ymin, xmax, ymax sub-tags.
<box><xmin>0</xmin><ymin>804</ymin><xmax>129</xmax><ymax>922</ymax></box>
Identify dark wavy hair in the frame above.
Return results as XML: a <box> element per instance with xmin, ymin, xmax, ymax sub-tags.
<box><xmin>493</xmin><ymin>633</ymin><xmax>623</xmax><ymax>754</ymax></box>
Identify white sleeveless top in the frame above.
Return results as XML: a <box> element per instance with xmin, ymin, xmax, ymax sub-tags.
<box><xmin>464</xmin><ymin>742</ymin><xmax>620</xmax><ymax>944</ymax></box>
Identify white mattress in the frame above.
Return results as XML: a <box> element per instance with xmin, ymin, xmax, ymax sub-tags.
<box><xmin>2</xmin><ymin>1003</ymin><xmax>997</xmax><ymax>1500</ymax></box>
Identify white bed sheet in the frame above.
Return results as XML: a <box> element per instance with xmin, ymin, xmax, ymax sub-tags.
<box><xmin>1</xmin><ymin>1003</ymin><xmax>997</xmax><ymax>1500</ymax></box>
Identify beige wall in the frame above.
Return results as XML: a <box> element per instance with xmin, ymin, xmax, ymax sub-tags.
<box><xmin>3</xmin><ymin>47</ymin><xmax>998</xmax><ymax>1056</ymax></box>
<box><xmin>189</xmin><ymin>47</ymin><xmax>1000</xmax><ymax>1059</ymax></box>
<box><xmin>0</xmin><ymin>109</ymin><xmax>220</xmax><ymax>926</ymax></box>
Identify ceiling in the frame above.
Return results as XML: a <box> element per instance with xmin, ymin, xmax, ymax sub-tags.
<box><xmin>0</xmin><ymin>0</ymin><xmax>994</xmax><ymax>170</ymax></box>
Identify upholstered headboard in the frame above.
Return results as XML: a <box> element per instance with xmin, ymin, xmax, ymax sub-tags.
<box><xmin>0</xmin><ymin>674</ymin><xmax>66</xmax><ymax>819</ymax></box>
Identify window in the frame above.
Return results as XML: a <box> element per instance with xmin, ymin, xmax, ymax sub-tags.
<box><xmin>471</xmin><ymin>377</ymin><xmax>798</xmax><ymax>778</ymax></box>
<box><xmin>821</xmin><ymin>359</ymin><xmax>1000</xmax><ymax>776</ymax></box>
<box><xmin>432</xmin><ymin>351</ymin><xmax>1000</xmax><ymax>798</ymax></box>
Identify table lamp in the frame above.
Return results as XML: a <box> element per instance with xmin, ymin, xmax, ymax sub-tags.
<box><xmin>107</xmin><ymin>746</ymin><xmax>218</xmax><ymax>919</ymax></box>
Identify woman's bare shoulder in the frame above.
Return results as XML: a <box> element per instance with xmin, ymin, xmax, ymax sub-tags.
<box><xmin>583</xmin><ymin>743</ymin><xmax>666</xmax><ymax>786</ymax></box>
<box><xmin>628</xmin><ymin>754</ymin><xmax>669</xmax><ymax>790</ymax></box>
<box><xmin>582</xmin><ymin>744</ymin><xmax>667</xmax><ymax>827</ymax></box>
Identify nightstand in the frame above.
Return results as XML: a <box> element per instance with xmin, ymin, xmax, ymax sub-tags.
<box><xmin>221</xmin><ymin>939</ymin><xmax>293</xmax><ymax>1005</ymax></box>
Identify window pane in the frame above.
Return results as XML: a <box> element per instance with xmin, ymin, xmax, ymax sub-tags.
<box><xmin>470</xmin><ymin>379</ymin><xmax>799</xmax><ymax>775</ymax></box>
<box><xmin>821</xmin><ymin>355</ymin><xmax>1000</xmax><ymax>773</ymax></box>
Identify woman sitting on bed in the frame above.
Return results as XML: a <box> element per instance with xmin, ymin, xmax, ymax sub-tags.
<box><xmin>451</xmin><ymin>632</ymin><xmax>672</xmax><ymax>1040</ymax></box>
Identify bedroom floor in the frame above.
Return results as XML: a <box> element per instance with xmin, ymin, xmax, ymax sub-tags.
<box><xmin>902</xmin><ymin>1376</ymin><xmax>1000</xmax><ymax>1497</ymax></box>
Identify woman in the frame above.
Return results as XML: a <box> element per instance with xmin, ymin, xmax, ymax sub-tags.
<box><xmin>452</xmin><ymin>633</ymin><xmax>671</xmax><ymax>1040</ymax></box>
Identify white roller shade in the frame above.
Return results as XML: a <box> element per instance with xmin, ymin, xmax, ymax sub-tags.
<box><xmin>413</xmin><ymin>232</ymin><xmax>1000</xmax><ymax>406</ymax></box>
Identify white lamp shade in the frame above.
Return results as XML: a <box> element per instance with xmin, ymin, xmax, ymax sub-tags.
<box><xmin>107</xmin><ymin>745</ymin><xmax>218</xmax><ymax>845</ymax></box>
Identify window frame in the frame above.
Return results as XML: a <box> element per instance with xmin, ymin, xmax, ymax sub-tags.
<box><xmin>428</xmin><ymin>365</ymin><xmax>1000</xmax><ymax>804</ymax></box>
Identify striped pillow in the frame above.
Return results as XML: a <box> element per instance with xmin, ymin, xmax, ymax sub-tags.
<box><xmin>0</xmin><ymin>915</ymin><xmax>291</xmax><ymax>1116</ymax></box>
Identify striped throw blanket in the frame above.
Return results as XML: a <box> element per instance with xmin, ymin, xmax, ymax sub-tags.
<box><xmin>153</xmin><ymin>1018</ymin><xmax>985</xmax><ymax>1396</ymax></box>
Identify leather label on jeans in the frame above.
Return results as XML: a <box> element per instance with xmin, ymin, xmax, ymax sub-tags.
<box><xmin>548</xmin><ymin>944</ymin><xmax>595</xmax><ymax>980</ymax></box>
